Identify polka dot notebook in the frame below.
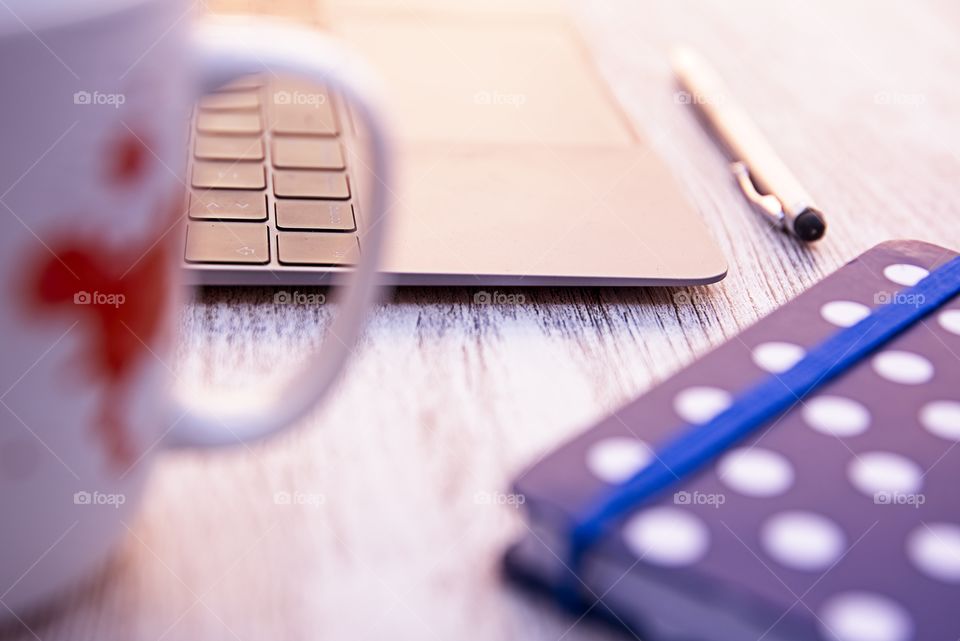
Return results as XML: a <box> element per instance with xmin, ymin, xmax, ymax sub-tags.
<box><xmin>505</xmin><ymin>240</ymin><xmax>960</xmax><ymax>641</ymax></box>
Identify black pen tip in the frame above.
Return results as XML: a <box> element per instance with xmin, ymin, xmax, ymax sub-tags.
<box><xmin>794</xmin><ymin>209</ymin><xmax>827</xmax><ymax>242</ymax></box>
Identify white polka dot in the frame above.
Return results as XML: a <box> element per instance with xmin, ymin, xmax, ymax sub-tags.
<box><xmin>821</xmin><ymin>300</ymin><xmax>871</xmax><ymax>328</ymax></box>
<box><xmin>906</xmin><ymin>523</ymin><xmax>960</xmax><ymax>584</ymax></box>
<box><xmin>717</xmin><ymin>447</ymin><xmax>794</xmax><ymax>497</ymax></box>
<box><xmin>848</xmin><ymin>452</ymin><xmax>923</xmax><ymax>498</ymax></box>
<box><xmin>939</xmin><ymin>309</ymin><xmax>960</xmax><ymax>336</ymax></box>
<box><xmin>586</xmin><ymin>437</ymin><xmax>653</xmax><ymax>484</ymax></box>
<box><xmin>622</xmin><ymin>507</ymin><xmax>709</xmax><ymax>567</ymax></box>
<box><xmin>872</xmin><ymin>351</ymin><xmax>934</xmax><ymax>385</ymax></box>
<box><xmin>802</xmin><ymin>396</ymin><xmax>871</xmax><ymax>437</ymax></box>
<box><xmin>752</xmin><ymin>342</ymin><xmax>806</xmax><ymax>374</ymax></box>
<box><xmin>820</xmin><ymin>592</ymin><xmax>913</xmax><ymax>641</ymax></box>
<box><xmin>919</xmin><ymin>400</ymin><xmax>960</xmax><ymax>441</ymax></box>
<box><xmin>761</xmin><ymin>511</ymin><xmax>846</xmax><ymax>571</ymax></box>
<box><xmin>883</xmin><ymin>263</ymin><xmax>929</xmax><ymax>287</ymax></box>
<box><xmin>674</xmin><ymin>386</ymin><xmax>732</xmax><ymax>424</ymax></box>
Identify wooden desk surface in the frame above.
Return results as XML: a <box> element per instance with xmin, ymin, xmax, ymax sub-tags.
<box><xmin>5</xmin><ymin>1</ymin><xmax>960</xmax><ymax>640</ymax></box>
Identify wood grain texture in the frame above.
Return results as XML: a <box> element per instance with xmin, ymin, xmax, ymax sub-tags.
<box><xmin>4</xmin><ymin>1</ymin><xmax>960</xmax><ymax>640</ymax></box>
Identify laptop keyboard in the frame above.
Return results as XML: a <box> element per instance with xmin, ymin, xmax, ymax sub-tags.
<box><xmin>184</xmin><ymin>76</ymin><xmax>360</xmax><ymax>269</ymax></box>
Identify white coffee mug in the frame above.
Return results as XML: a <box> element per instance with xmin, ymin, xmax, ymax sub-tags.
<box><xmin>0</xmin><ymin>0</ymin><xmax>391</xmax><ymax>615</ymax></box>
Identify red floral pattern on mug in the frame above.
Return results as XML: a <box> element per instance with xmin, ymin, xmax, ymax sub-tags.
<box><xmin>24</xmin><ymin>129</ymin><xmax>182</xmax><ymax>471</ymax></box>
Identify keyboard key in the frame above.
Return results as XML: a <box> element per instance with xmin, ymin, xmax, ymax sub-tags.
<box><xmin>270</xmin><ymin>104</ymin><xmax>337</xmax><ymax>135</ymax></box>
<box><xmin>273</xmin><ymin>170</ymin><xmax>349</xmax><ymax>199</ymax></box>
<box><xmin>196</xmin><ymin>111</ymin><xmax>262</xmax><ymax>135</ymax></box>
<box><xmin>275</xmin><ymin>201</ymin><xmax>355</xmax><ymax>231</ymax></box>
<box><xmin>192</xmin><ymin>161</ymin><xmax>265</xmax><ymax>190</ymax></box>
<box><xmin>199</xmin><ymin>91</ymin><xmax>260</xmax><ymax>111</ymax></box>
<box><xmin>185</xmin><ymin>223</ymin><xmax>270</xmax><ymax>264</ymax></box>
<box><xmin>194</xmin><ymin>134</ymin><xmax>264</xmax><ymax>161</ymax></box>
<box><xmin>189</xmin><ymin>191</ymin><xmax>267</xmax><ymax>221</ymax></box>
<box><xmin>271</xmin><ymin>138</ymin><xmax>344</xmax><ymax>169</ymax></box>
<box><xmin>277</xmin><ymin>232</ymin><xmax>359</xmax><ymax>266</ymax></box>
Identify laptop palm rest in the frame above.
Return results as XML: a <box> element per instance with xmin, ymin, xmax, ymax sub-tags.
<box><xmin>335</xmin><ymin>15</ymin><xmax>727</xmax><ymax>285</ymax></box>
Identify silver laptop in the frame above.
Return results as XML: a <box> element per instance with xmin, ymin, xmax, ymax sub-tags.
<box><xmin>183</xmin><ymin>1</ymin><xmax>727</xmax><ymax>287</ymax></box>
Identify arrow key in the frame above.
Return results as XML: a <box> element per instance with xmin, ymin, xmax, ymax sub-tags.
<box><xmin>189</xmin><ymin>191</ymin><xmax>267</xmax><ymax>221</ymax></box>
<box><xmin>185</xmin><ymin>223</ymin><xmax>270</xmax><ymax>264</ymax></box>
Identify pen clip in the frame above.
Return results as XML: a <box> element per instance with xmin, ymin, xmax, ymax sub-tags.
<box><xmin>730</xmin><ymin>161</ymin><xmax>785</xmax><ymax>228</ymax></box>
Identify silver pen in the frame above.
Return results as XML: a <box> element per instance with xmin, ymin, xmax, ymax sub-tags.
<box><xmin>671</xmin><ymin>46</ymin><xmax>827</xmax><ymax>242</ymax></box>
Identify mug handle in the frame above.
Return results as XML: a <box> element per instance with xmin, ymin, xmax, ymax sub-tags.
<box><xmin>163</xmin><ymin>19</ymin><xmax>391</xmax><ymax>449</ymax></box>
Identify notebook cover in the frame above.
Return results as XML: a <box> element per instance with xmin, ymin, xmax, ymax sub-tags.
<box><xmin>506</xmin><ymin>240</ymin><xmax>960</xmax><ymax>641</ymax></box>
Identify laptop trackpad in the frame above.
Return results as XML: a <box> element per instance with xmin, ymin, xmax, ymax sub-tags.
<box><xmin>380</xmin><ymin>145</ymin><xmax>727</xmax><ymax>284</ymax></box>
<box><xmin>335</xmin><ymin>17</ymin><xmax>635</xmax><ymax>146</ymax></box>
